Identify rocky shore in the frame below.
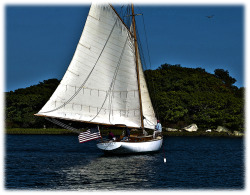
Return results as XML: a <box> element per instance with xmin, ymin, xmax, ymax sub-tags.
<box><xmin>165</xmin><ymin>124</ymin><xmax>244</xmax><ymax>137</ymax></box>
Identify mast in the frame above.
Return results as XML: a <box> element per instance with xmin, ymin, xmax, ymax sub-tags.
<box><xmin>132</xmin><ymin>4</ymin><xmax>144</xmax><ymax>129</ymax></box>
<box><xmin>36</xmin><ymin>4</ymin><xmax>157</xmax><ymax>130</ymax></box>
<box><xmin>109</xmin><ymin>4</ymin><xmax>132</xmax><ymax>37</ymax></box>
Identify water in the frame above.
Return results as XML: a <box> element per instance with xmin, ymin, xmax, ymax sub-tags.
<box><xmin>5</xmin><ymin>135</ymin><xmax>244</xmax><ymax>190</ymax></box>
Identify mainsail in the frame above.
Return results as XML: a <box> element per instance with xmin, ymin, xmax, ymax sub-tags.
<box><xmin>36</xmin><ymin>4</ymin><xmax>157</xmax><ymax>129</ymax></box>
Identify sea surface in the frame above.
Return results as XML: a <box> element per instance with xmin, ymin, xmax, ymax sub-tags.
<box><xmin>5</xmin><ymin>135</ymin><xmax>244</xmax><ymax>190</ymax></box>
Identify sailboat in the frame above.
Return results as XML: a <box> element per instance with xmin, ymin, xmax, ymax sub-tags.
<box><xmin>35</xmin><ymin>3</ymin><xmax>163</xmax><ymax>154</ymax></box>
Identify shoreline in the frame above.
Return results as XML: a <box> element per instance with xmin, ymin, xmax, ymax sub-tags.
<box><xmin>5</xmin><ymin>128</ymin><xmax>244</xmax><ymax>137</ymax></box>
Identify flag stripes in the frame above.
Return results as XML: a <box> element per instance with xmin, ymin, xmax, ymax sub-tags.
<box><xmin>78</xmin><ymin>126</ymin><xmax>101</xmax><ymax>143</ymax></box>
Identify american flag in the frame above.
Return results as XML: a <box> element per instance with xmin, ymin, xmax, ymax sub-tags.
<box><xmin>78</xmin><ymin>126</ymin><xmax>101</xmax><ymax>143</ymax></box>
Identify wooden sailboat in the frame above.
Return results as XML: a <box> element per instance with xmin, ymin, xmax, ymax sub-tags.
<box><xmin>35</xmin><ymin>3</ymin><xmax>163</xmax><ymax>154</ymax></box>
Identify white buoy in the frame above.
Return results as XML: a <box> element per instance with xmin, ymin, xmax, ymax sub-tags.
<box><xmin>162</xmin><ymin>139</ymin><xmax>166</xmax><ymax>163</ymax></box>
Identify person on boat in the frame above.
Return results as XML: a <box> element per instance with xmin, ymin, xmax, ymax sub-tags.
<box><xmin>122</xmin><ymin>126</ymin><xmax>130</xmax><ymax>141</ymax></box>
<box><xmin>108</xmin><ymin>131</ymin><xmax>115</xmax><ymax>140</ymax></box>
<box><xmin>153</xmin><ymin>120</ymin><xmax>162</xmax><ymax>138</ymax></box>
<box><xmin>125</xmin><ymin>127</ymin><xmax>130</xmax><ymax>137</ymax></box>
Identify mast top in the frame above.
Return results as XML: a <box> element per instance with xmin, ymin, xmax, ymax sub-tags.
<box><xmin>109</xmin><ymin>4</ymin><xmax>133</xmax><ymax>37</ymax></box>
<box><xmin>36</xmin><ymin>4</ymin><xmax>157</xmax><ymax>130</ymax></box>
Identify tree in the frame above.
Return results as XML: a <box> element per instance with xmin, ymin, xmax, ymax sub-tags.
<box><xmin>145</xmin><ymin>64</ymin><xmax>244</xmax><ymax>131</ymax></box>
<box><xmin>5</xmin><ymin>79</ymin><xmax>60</xmax><ymax>128</ymax></box>
<box><xmin>214</xmin><ymin>69</ymin><xmax>236</xmax><ymax>87</ymax></box>
<box><xmin>6</xmin><ymin>65</ymin><xmax>244</xmax><ymax>132</ymax></box>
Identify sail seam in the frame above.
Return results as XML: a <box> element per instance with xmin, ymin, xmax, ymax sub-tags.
<box><xmin>108</xmin><ymin>4</ymin><xmax>132</xmax><ymax>37</ymax></box>
<box><xmin>36</xmin><ymin>4</ymin><xmax>157</xmax><ymax>130</ymax></box>
<box><xmin>54</xmin><ymin>102</ymin><xmax>140</xmax><ymax>112</ymax></box>
<box><xmin>88</xmin><ymin>14</ymin><xmax>100</xmax><ymax>21</ymax></box>
<box><xmin>88</xmin><ymin>36</ymin><xmax>129</xmax><ymax>123</ymax></box>
<box><xmin>60</xmin><ymin>84</ymin><xmax>138</xmax><ymax>93</ymax></box>
<box><xmin>39</xmin><ymin>16</ymin><xmax>119</xmax><ymax>114</ymax></box>
<box><xmin>108</xmin><ymin>37</ymin><xmax>129</xmax><ymax>123</ymax></box>
<box><xmin>67</xmin><ymin>69</ymin><xmax>79</xmax><ymax>77</ymax></box>
<box><xmin>78</xmin><ymin>42</ymin><xmax>91</xmax><ymax>50</ymax></box>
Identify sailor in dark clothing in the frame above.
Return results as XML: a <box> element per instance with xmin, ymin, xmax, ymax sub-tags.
<box><xmin>125</xmin><ymin>127</ymin><xmax>130</xmax><ymax>137</ymax></box>
<box><xmin>122</xmin><ymin>126</ymin><xmax>130</xmax><ymax>141</ymax></box>
<box><xmin>108</xmin><ymin>131</ymin><xmax>115</xmax><ymax>140</ymax></box>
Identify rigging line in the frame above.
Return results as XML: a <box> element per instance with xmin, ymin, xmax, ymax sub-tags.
<box><xmin>125</xmin><ymin>5</ymin><xmax>132</xmax><ymax>31</ymax></box>
<box><xmin>45</xmin><ymin>117</ymin><xmax>82</xmax><ymax>134</ymax></box>
<box><xmin>99</xmin><ymin>37</ymin><xmax>129</xmax><ymax>122</ymax></box>
<box><xmin>106</xmin><ymin>23</ymin><xmax>134</xmax><ymax>123</ymax></box>
<box><xmin>134</xmin><ymin>19</ymin><xmax>159</xmax><ymax>120</ymax></box>
<box><xmin>120</xmin><ymin>4</ymin><xmax>125</xmax><ymax>22</ymax></box>
<box><xmin>144</xmin><ymin>117</ymin><xmax>155</xmax><ymax>126</ymax></box>
<box><xmin>141</xmin><ymin>12</ymin><xmax>152</xmax><ymax>69</ymax></box>
<box><xmin>140</xmin><ymin>10</ymin><xmax>160</xmax><ymax>119</ymax></box>
<box><xmin>135</xmin><ymin>7</ymin><xmax>147</xmax><ymax>70</ymax></box>
<box><xmin>107</xmin><ymin>36</ymin><xmax>132</xmax><ymax>123</ymax></box>
<box><xmin>134</xmin><ymin>6</ymin><xmax>159</xmax><ymax>120</ymax></box>
<box><xmin>136</xmin><ymin>26</ymin><xmax>147</xmax><ymax>71</ymax></box>
<box><xmin>133</xmin><ymin>20</ymin><xmax>147</xmax><ymax>71</ymax></box>
<box><xmin>88</xmin><ymin>36</ymin><xmax>129</xmax><ymax>123</ymax></box>
<box><xmin>40</xmin><ymin>16</ymin><xmax>119</xmax><ymax>114</ymax></box>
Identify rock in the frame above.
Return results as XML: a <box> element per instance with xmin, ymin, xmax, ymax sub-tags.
<box><xmin>215</xmin><ymin>126</ymin><xmax>229</xmax><ymax>133</ymax></box>
<box><xmin>166</xmin><ymin>128</ymin><xmax>179</xmax><ymax>132</ymax></box>
<box><xmin>206</xmin><ymin>129</ymin><xmax>212</xmax><ymax>132</ymax></box>
<box><xmin>183</xmin><ymin>124</ymin><xmax>198</xmax><ymax>132</ymax></box>
<box><xmin>233</xmin><ymin>131</ymin><xmax>244</xmax><ymax>137</ymax></box>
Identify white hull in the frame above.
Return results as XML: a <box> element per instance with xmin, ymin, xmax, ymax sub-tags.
<box><xmin>97</xmin><ymin>137</ymin><xmax>163</xmax><ymax>154</ymax></box>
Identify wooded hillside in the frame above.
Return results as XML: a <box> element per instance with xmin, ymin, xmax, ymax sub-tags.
<box><xmin>5</xmin><ymin>64</ymin><xmax>244</xmax><ymax>132</ymax></box>
<box><xmin>144</xmin><ymin>64</ymin><xmax>244</xmax><ymax>131</ymax></box>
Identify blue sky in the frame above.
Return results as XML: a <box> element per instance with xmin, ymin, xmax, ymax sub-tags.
<box><xmin>5</xmin><ymin>4</ymin><xmax>244</xmax><ymax>92</ymax></box>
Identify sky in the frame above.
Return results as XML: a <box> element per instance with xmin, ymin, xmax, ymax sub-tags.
<box><xmin>1</xmin><ymin>1</ymin><xmax>249</xmax><ymax>191</ymax></box>
<box><xmin>5</xmin><ymin>2</ymin><xmax>244</xmax><ymax>92</ymax></box>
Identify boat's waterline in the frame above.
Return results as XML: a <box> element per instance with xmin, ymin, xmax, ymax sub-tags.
<box><xmin>96</xmin><ymin>138</ymin><xmax>163</xmax><ymax>154</ymax></box>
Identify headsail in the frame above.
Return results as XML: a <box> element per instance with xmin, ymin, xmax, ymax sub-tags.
<box><xmin>138</xmin><ymin>55</ymin><xmax>157</xmax><ymax>129</ymax></box>
<box><xmin>36</xmin><ymin>4</ymin><xmax>157</xmax><ymax>129</ymax></box>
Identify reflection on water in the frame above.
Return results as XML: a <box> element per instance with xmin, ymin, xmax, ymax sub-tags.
<box><xmin>58</xmin><ymin>154</ymin><xmax>158</xmax><ymax>190</ymax></box>
<box><xmin>6</xmin><ymin>135</ymin><xmax>244</xmax><ymax>190</ymax></box>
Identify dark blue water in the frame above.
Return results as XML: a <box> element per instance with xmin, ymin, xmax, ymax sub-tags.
<box><xmin>5</xmin><ymin>135</ymin><xmax>244</xmax><ymax>190</ymax></box>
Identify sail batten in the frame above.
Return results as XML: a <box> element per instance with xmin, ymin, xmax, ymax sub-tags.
<box><xmin>37</xmin><ymin>4</ymin><xmax>157</xmax><ymax>129</ymax></box>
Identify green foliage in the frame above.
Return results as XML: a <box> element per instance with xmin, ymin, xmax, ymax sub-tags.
<box><xmin>6</xmin><ymin>128</ymin><xmax>76</xmax><ymax>135</ymax></box>
<box><xmin>5</xmin><ymin>79</ymin><xmax>60</xmax><ymax>128</ymax></box>
<box><xmin>5</xmin><ymin>64</ymin><xmax>244</xmax><ymax>132</ymax></box>
<box><xmin>145</xmin><ymin>63</ymin><xmax>244</xmax><ymax>131</ymax></box>
<box><xmin>214</xmin><ymin>69</ymin><xmax>236</xmax><ymax>87</ymax></box>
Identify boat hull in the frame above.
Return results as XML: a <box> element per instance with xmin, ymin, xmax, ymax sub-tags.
<box><xmin>96</xmin><ymin>138</ymin><xmax>163</xmax><ymax>154</ymax></box>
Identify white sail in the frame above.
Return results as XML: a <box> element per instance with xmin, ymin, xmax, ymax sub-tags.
<box><xmin>36</xmin><ymin>4</ymin><xmax>157</xmax><ymax>129</ymax></box>
<box><xmin>138</xmin><ymin>57</ymin><xmax>157</xmax><ymax>129</ymax></box>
